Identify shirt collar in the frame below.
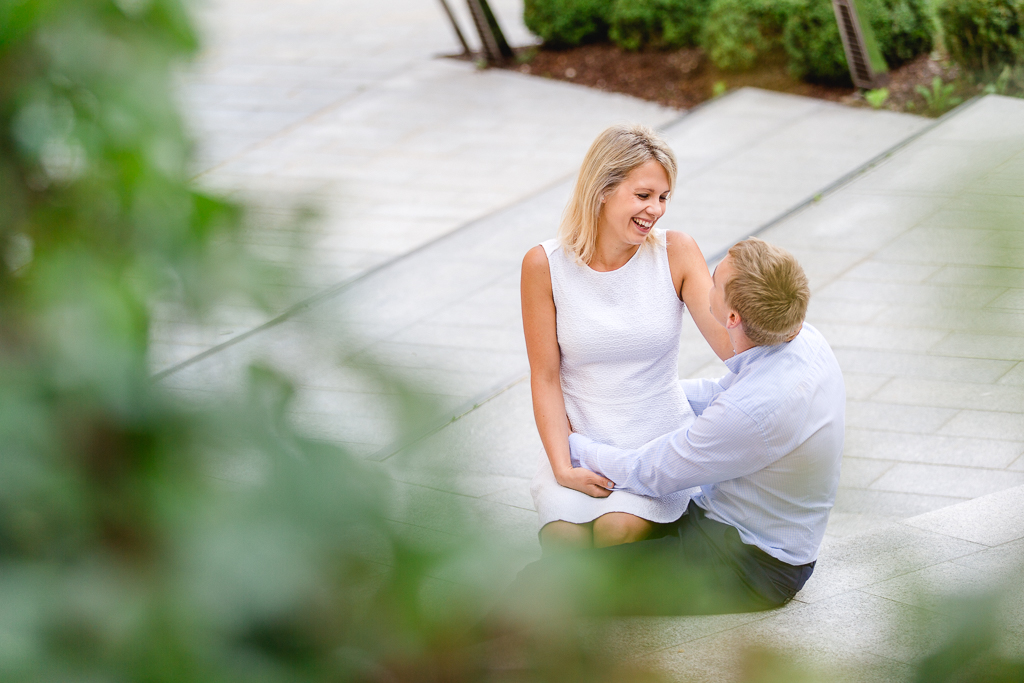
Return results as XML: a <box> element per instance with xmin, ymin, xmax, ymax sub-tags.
<box><xmin>724</xmin><ymin>341</ymin><xmax>777</xmax><ymax>375</ymax></box>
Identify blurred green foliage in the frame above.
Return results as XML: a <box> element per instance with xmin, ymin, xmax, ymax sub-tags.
<box><xmin>982</xmin><ymin>63</ymin><xmax>1024</xmax><ymax>93</ymax></box>
<box><xmin>701</xmin><ymin>0</ymin><xmax>932</xmax><ymax>81</ymax></box>
<box><xmin>609</xmin><ymin>0</ymin><xmax>711</xmax><ymax>51</ymax></box>
<box><xmin>916</xmin><ymin>74</ymin><xmax>963</xmax><ymax>112</ymax></box>
<box><xmin>523</xmin><ymin>0</ymin><xmax>612</xmax><ymax>48</ymax></box>
<box><xmin>865</xmin><ymin>86</ymin><xmax>891</xmax><ymax>107</ymax></box>
<box><xmin>937</xmin><ymin>0</ymin><xmax>1024</xmax><ymax>75</ymax></box>
<box><xmin>873</xmin><ymin>0</ymin><xmax>935</xmax><ymax>64</ymax></box>
<box><xmin>0</xmin><ymin>0</ymin><xmax>482</xmax><ymax>679</ymax></box>
<box><xmin>783</xmin><ymin>0</ymin><xmax>853</xmax><ymax>83</ymax></box>
<box><xmin>522</xmin><ymin>0</ymin><xmax>934</xmax><ymax>86</ymax></box>
<box><xmin>0</xmin><ymin>0</ymin><xmax>662</xmax><ymax>680</ymax></box>
<box><xmin>915</xmin><ymin>590</ymin><xmax>1024</xmax><ymax>683</ymax></box>
<box><xmin>3</xmin><ymin>0</ymin><xmax>1022</xmax><ymax>681</ymax></box>
<box><xmin>700</xmin><ymin>0</ymin><xmax>796</xmax><ymax>71</ymax></box>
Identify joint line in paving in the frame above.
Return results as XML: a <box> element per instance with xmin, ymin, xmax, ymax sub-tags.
<box><xmin>370</xmin><ymin>373</ymin><xmax>529</xmax><ymax>462</ymax></box>
<box><xmin>705</xmin><ymin>95</ymin><xmax>983</xmax><ymax>265</ymax></box>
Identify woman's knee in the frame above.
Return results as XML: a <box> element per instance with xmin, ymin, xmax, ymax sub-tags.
<box><xmin>540</xmin><ymin>520</ymin><xmax>592</xmax><ymax>551</ymax></box>
<box><xmin>592</xmin><ymin>513</ymin><xmax>653</xmax><ymax>548</ymax></box>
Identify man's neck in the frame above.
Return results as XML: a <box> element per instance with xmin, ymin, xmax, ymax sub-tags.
<box><xmin>728</xmin><ymin>323</ymin><xmax>803</xmax><ymax>355</ymax></box>
<box><xmin>728</xmin><ymin>329</ymin><xmax>756</xmax><ymax>356</ymax></box>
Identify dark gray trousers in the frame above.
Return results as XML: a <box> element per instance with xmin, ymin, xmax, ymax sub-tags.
<box><xmin>509</xmin><ymin>501</ymin><xmax>815</xmax><ymax>616</ymax></box>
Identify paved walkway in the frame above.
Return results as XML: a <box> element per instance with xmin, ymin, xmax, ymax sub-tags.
<box><xmin>614</xmin><ymin>94</ymin><xmax>1024</xmax><ymax>681</ymax></box>
<box><xmin>155</xmin><ymin>0</ymin><xmax>672</xmax><ymax>371</ymax></box>
<box><xmin>160</xmin><ymin>87</ymin><xmax>929</xmax><ymax>462</ymax></box>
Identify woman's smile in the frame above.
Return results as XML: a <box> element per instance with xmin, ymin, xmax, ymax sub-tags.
<box><xmin>632</xmin><ymin>216</ymin><xmax>655</xmax><ymax>234</ymax></box>
<box><xmin>596</xmin><ymin>159</ymin><xmax>671</xmax><ymax>256</ymax></box>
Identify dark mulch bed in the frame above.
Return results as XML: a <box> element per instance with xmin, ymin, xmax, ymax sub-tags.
<box><xmin>496</xmin><ymin>43</ymin><xmax>973</xmax><ymax>116</ymax></box>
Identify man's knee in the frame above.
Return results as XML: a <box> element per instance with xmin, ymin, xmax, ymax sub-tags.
<box><xmin>592</xmin><ymin>513</ymin><xmax>652</xmax><ymax>548</ymax></box>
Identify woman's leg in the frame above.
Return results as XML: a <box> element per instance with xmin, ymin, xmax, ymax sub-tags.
<box><xmin>592</xmin><ymin>512</ymin><xmax>654</xmax><ymax>548</ymax></box>
<box><xmin>539</xmin><ymin>520</ymin><xmax>592</xmax><ymax>552</ymax></box>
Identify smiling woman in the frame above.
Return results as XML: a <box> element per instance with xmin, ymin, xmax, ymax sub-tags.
<box><xmin>590</xmin><ymin>159</ymin><xmax>671</xmax><ymax>270</ymax></box>
<box><xmin>558</xmin><ymin>124</ymin><xmax>677</xmax><ymax>266</ymax></box>
<box><xmin>520</xmin><ymin>124</ymin><xmax>733</xmax><ymax>551</ymax></box>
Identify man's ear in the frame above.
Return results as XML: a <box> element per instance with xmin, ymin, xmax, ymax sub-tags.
<box><xmin>726</xmin><ymin>310</ymin><xmax>742</xmax><ymax>330</ymax></box>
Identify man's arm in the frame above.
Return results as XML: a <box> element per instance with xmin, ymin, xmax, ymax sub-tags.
<box><xmin>680</xmin><ymin>377</ymin><xmax>724</xmax><ymax>417</ymax></box>
<box><xmin>569</xmin><ymin>398</ymin><xmax>774</xmax><ymax>498</ymax></box>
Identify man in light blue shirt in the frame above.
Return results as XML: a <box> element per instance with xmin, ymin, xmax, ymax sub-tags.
<box><xmin>512</xmin><ymin>238</ymin><xmax>845</xmax><ymax>615</ymax></box>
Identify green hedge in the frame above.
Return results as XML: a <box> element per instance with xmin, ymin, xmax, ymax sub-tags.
<box><xmin>700</xmin><ymin>0</ymin><xmax>796</xmax><ymax>71</ymax></box>
<box><xmin>784</xmin><ymin>0</ymin><xmax>850</xmax><ymax>83</ymax></box>
<box><xmin>609</xmin><ymin>0</ymin><xmax>711</xmax><ymax>50</ymax></box>
<box><xmin>873</xmin><ymin>0</ymin><xmax>935</xmax><ymax>64</ymax></box>
<box><xmin>937</xmin><ymin>0</ymin><xmax>1024</xmax><ymax>73</ymax></box>
<box><xmin>523</xmin><ymin>0</ymin><xmax>612</xmax><ymax>47</ymax></box>
<box><xmin>523</xmin><ymin>0</ymin><xmax>934</xmax><ymax>85</ymax></box>
<box><xmin>701</xmin><ymin>0</ymin><xmax>933</xmax><ymax>80</ymax></box>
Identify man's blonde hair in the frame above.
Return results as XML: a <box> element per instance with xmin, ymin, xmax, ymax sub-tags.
<box><xmin>558</xmin><ymin>124</ymin><xmax>677</xmax><ymax>264</ymax></box>
<box><xmin>725</xmin><ymin>238</ymin><xmax>810</xmax><ymax>346</ymax></box>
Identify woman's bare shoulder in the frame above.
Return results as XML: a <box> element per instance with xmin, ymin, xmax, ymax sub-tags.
<box><xmin>522</xmin><ymin>244</ymin><xmax>551</xmax><ymax>277</ymax></box>
<box><xmin>664</xmin><ymin>229</ymin><xmax>698</xmax><ymax>253</ymax></box>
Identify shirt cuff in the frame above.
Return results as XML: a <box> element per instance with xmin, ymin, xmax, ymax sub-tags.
<box><xmin>568</xmin><ymin>432</ymin><xmax>594</xmax><ymax>469</ymax></box>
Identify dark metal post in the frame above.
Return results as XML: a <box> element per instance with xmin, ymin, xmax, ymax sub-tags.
<box><xmin>466</xmin><ymin>0</ymin><xmax>514</xmax><ymax>64</ymax></box>
<box><xmin>832</xmin><ymin>0</ymin><xmax>888</xmax><ymax>89</ymax></box>
<box><xmin>436</xmin><ymin>0</ymin><xmax>472</xmax><ymax>56</ymax></box>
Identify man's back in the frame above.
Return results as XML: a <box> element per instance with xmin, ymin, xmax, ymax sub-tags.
<box><xmin>693</xmin><ymin>323</ymin><xmax>846</xmax><ymax>565</ymax></box>
<box><xmin>571</xmin><ymin>323</ymin><xmax>846</xmax><ymax>564</ymax></box>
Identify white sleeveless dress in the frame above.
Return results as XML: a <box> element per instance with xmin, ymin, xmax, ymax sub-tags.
<box><xmin>531</xmin><ymin>229</ymin><xmax>698</xmax><ymax>529</ymax></box>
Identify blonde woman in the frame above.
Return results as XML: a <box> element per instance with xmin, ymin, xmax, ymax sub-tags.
<box><xmin>522</xmin><ymin>124</ymin><xmax>733</xmax><ymax>551</ymax></box>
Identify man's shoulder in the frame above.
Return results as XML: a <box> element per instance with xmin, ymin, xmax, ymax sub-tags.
<box><xmin>794</xmin><ymin>324</ymin><xmax>843</xmax><ymax>379</ymax></box>
<box><xmin>729</xmin><ymin>324</ymin><xmax>843</xmax><ymax>419</ymax></box>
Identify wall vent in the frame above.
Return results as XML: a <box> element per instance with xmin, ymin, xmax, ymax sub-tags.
<box><xmin>832</xmin><ymin>0</ymin><xmax>887</xmax><ymax>89</ymax></box>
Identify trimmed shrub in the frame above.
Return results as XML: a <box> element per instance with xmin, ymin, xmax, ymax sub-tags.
<box><xmin>523</xmin><ymin>0</ymin><xmax>613</xmax><ymax>47</ymax></box>
<box><xmin>937</xmin><ymin>0</ymin><xmax>1024</xmax><ymax>74</ymax></box>
<box><xmin>784</xmin><ymin>0</ymin><xmax>934</xmax><ymax>84</ymax></box>
<box><xmin>701</xmin><ymin>0</ymin><xmax>797</xmax><ymax>71</ymax></box>
<box><xmin>609</xmin><ymin>0</ymin><xmax>711</xmax><ymax>50</ymax></box>
<box><xmin>873</xmin><ymin>0</ymin><xmax>935</xmax><ymax>65</ymax></box>
<box><xmin>784</xmin><ymin>0</ymin><xmax>851</xmax><ymax>84</ymax></box>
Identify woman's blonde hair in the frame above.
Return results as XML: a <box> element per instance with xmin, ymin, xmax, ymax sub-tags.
<box><xmin>558</xmin><ymin>124</ymin><xmax>678</xmax><ymax>264</ymax></box>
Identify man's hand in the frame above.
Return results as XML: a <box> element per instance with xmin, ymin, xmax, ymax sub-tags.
<box><xmin>556</xmin><ymin>466</ymin><xmax>615</xmax><ymax>498</ymax></box>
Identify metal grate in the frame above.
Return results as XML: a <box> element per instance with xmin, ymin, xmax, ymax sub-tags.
<box><xmin>832</xmin><ymin>0</ymin><xmax>885</xmax><ymax>89</ymax></box>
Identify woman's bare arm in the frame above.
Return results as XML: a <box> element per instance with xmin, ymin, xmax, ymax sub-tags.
<box><xmin>522</xmin><ymin>246</ymin><xmax>615</xmax><ymax>498</ymax></box>
<box><xmin>666</xmin><ymin>231</ymin><xmax>734</xmax><ymax>361</ymax></box>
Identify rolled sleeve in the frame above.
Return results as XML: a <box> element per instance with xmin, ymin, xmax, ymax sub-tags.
<box><xmin>680</xmin><ymin>377</ymin><xmax>724</xmax><ymax>417</ymax></box>
<box><xmin>567</xmin><ymin>432</ymin><xmax>591</xmax><ymax>468</ymax></box>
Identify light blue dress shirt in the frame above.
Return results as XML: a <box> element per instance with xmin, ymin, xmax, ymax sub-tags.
<box><xmin>569</xmin><ymin>323</ymin><xmax>845</xmax><ymax>566</ymax></box>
